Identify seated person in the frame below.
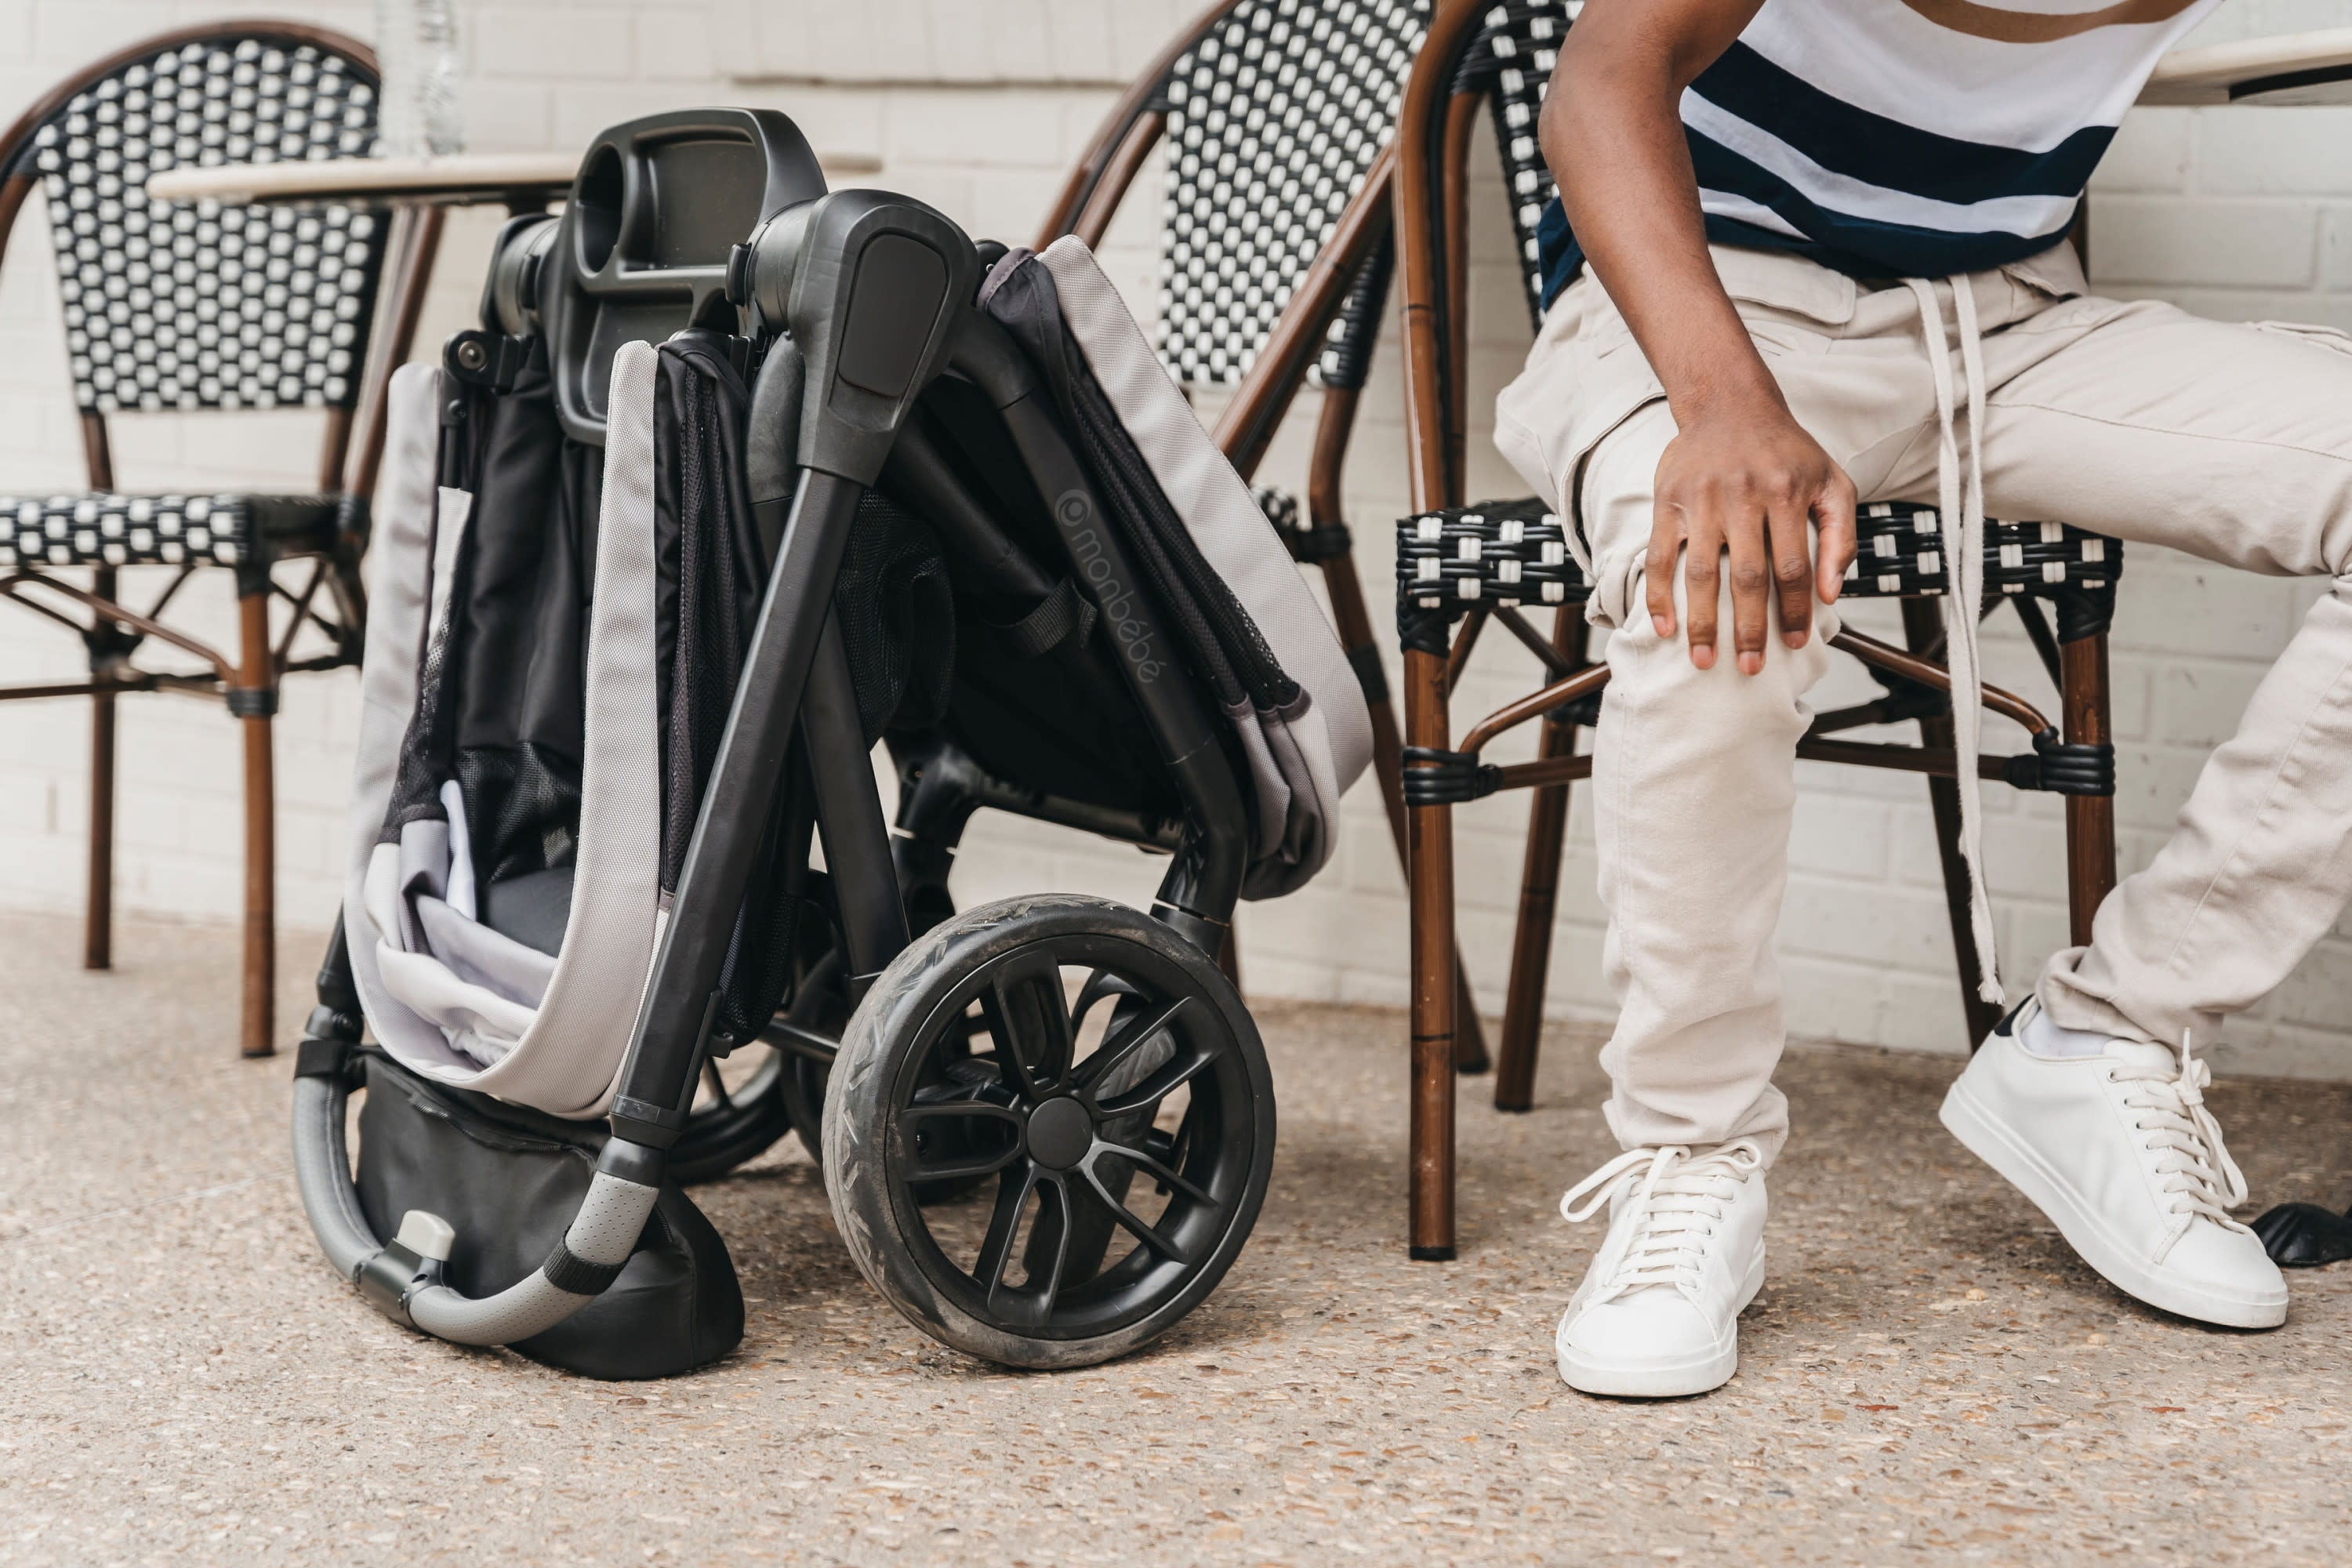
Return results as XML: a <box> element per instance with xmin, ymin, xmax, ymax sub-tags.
<box><xmin>1501</xmin><ymin>0</ymin><xmax>2325</xmax><ymax>1399</ymax></box>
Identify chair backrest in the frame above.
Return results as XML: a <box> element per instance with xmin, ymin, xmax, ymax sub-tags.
<box><xmin>1</xmin><ymin>27</ymin><xmax>386</xmax><ymax>417</ymax></box>
<box><xmin>1155</xmin><ymin>0</ymin><xmax>1435</xmax><ymax>387</ymax></box>
<box><xmin>1454</xmin><ymin>0</ymin><xmax>1567</xmax><ymax>330</ymax></box>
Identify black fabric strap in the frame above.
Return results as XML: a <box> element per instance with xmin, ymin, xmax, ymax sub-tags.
<box><xmin>997</xmin><ymin>576</ymin><xmax>1098</xmax><ymax>659</ymax></box>
<box><xmin>542</xmin><ymin>1240</ymin><xmax>627</xmax><ymax>1297</ymax></box>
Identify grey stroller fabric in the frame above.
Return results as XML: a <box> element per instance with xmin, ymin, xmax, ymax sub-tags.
<box><xmin>993</xmin><ymin>238</ymin><xmax>1372</xmax><ymax>898</ymax></box>
<box><xmin>343</xmin><ymin>347</ymin><xmax>664</xmax><ymax>1120</ymax></box>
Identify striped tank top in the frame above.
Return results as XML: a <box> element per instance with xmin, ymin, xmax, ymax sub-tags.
<box><xmin>1537</xmin><ymin>0</ymin><xmax>2223</xmax><ymax>308</ymax></box>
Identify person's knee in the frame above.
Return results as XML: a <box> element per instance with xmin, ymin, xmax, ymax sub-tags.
<box><xmin>1606</xmin><ymin>554</ymin><xmax>1834</xmax><ymax>710</ymax></box>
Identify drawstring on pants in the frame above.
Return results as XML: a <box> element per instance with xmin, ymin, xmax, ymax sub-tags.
<box><xmin>1904</xmin><ymin>275</ymin><xmax>2003</xmax><ymax>1006</ymax></box>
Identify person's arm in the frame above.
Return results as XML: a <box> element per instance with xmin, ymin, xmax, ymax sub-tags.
<box><xmin>1544</xmin><ymin>0</ymin><xmax>1855</xmax><ymax>673</ymax></box>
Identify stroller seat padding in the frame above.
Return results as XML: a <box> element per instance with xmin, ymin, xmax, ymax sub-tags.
<box><xmin>345</xmin><ymin>350</ymin><xmax>666</xmax><ymax>1120</ymax></box>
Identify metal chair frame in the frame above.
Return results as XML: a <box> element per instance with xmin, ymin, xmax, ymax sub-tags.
<box><xmin>1388</xmin><ymin>0</ymin><xmax>2124</xmax><ymax>1258</ymax></box>
<box><xmin>0</xmin><ymin>20</ymin><xmax>417</xmax><ymax>1058</ymax></box>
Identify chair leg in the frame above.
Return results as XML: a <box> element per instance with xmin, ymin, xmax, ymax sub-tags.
<box><xmin>1403</xmin><ymin>644</ymin><xmax>1457</xmax><ymax>1261</ymax></box>
<box><xmin>2060</xmin><ymin>627</ymin><xmax>2118</xmax><ymax>949</ymax></box>
<box><xmin>1494</xmin><ymin>615</ymin><xmax>1591</xmax><ymax>1111</ymax></box>
<box><xmin>1317</xmin><ymin>543</ymin><xmax>1489</xmax><ymax>1073</ymax></box>
<box><xmin>236</xmin><ymin>586</ymin><xmax>278</xmax><ymax>1058</ymax></box>
<box><xmin>1902</xmin><ymin>600</ymin><xmax>2002</xmax><ymax>1047</ymax></box>
<box><xmin>85</xmin><ymin>688</ymin><xmax>115</xmax><ymax>971</ymax></box>
<box><xmin>82</xmin><ymin>565</ymin><xmax>118</xmax><ymax>970</ymax></box>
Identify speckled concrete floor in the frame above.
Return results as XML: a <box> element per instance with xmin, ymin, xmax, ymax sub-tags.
<box><xmin>5</xmin><ymin>910</ymin><xmax>2352</xmax><ymax>1566</ymax></box>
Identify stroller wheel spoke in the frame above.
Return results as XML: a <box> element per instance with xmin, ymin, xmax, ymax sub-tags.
<box><xmin>974</xmin><ymin>1161</ymin><xmax>1044</xmax><ymax>1301</ymax></box>
<box><xmin>1076</xmin><ymin>996</ymin><xmax>1189</xmax><ymax>1102</ymax></box>
<box><xmin>1091</xmin><ymin>1136</ymin><xmax>1217</xmax><ymax>1210</ymax></box>
<box><xmin>1004</xmin><ymin>1176</ymin><xmax>1074</xmax><ymax>1328</ymax></box>
<box><xmin>1070</xmin><ymin>967</ymin><xmax>1142</xmax><ymax>1036</ymax></box>
<box><xmin>1094</xmin><ymin>1044</ymin><xmax>1218</xmax><ymax>1120</ymax></box>
<box><xmin>1080</xmin><ymin>1163</ymin><xmax>1191</xmax><ymax>1265</ymax></box>
<box><xmin>985</xmin><ymin>957</ymin><xmax>1077</xmax><ymax>1096</ymax></box>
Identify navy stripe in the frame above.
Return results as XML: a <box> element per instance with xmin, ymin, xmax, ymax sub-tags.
<box><xmin>1536</xmin><ymin>170</ymin><xmax>2074</xmax><ymax>312</ymax></box>
<box><xmin>1686</xmin><ymin>131</ymin><xmax>2078</xmax><ymax>278</ymax></box>
<box><xmin>1536</xmin><ymin>198</ymin><xmax>1577</xmax><ymax>309</ymax></box>
<box><xmin>1690</xmin><ymin>42</ymin><xmax>2116</xmax><ymax>205</ymax></box>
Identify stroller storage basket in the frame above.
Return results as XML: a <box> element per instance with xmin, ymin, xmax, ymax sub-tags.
<box><xmin>294</xmin><ymin>107</ymin><xmax>1366</xmax><ymax>1373</ymax></box>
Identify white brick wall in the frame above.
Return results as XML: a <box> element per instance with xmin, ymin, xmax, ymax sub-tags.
<box><xmin>5</xmin><ymin>1</ymin><xmax>2352</xmax><ymax>1080</ymax></box>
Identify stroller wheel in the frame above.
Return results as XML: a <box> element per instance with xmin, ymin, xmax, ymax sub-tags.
<box><xmin>666</xmin><ymin>1042</ymin><xmax>793</xmax><ymax>1186</ymax></box>
<box><xmin>670</xmin><ymin>916</ymin><xmax>856</xmax><ymax>1186</ymax></box>
<box><xmin>825</xmin><ymin>894</ymin><xmax>1274</xmax><ymax>1369</ymax></box>
<box><xmin>776</xmin><ymin>946</ymin><xmax>854</xmax><ymax>1174</ymax></box>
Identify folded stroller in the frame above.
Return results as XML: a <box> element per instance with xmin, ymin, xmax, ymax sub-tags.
<box><xmin>292</xmin><ymin>109</ymin><xmax>1370</xmax><ymax>1375</ymax></box>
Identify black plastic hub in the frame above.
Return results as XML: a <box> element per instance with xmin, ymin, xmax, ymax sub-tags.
<box><xmin>1024</xmin><ymin>1098</ymin><xmax>1093</xmax><ymax>1171</ymax></box>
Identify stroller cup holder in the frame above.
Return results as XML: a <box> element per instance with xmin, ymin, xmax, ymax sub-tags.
<box><xmin>296</xmin><ymin>103</ymin><xmax>1352</xmax><ymax>1372</ymax></box>
<box><xmin>550</xmin><ymin>108</ymin><xmax>826</xmax><ymax>442</ymax></box>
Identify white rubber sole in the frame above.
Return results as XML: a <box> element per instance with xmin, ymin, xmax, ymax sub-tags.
<box><xmin>1940</xmin><ymin>1077</ymin><xmax>2286</xmax><ymax>1330</ymax></box>
<box><xmin>1555</xmin><ymin>1249</ymin><xmax>1766</xmax><ymax>1399</ymax></box>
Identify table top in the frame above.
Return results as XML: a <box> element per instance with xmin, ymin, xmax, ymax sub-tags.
<box><xmin>144</xmin><ymin>147</ymin><xmax>884</xmax><ymax>207</ymax></box>
<box><xmin>2140</xmin><ymin>27</ymin><xmax>2352</xmax><ymax>105</ymax></box>
<box><xmin>138</xmin><ymin>30</ymin><xmax>2352</xmax><ymax>212</ymax></box>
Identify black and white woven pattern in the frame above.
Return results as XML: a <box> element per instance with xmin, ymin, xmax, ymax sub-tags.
<box><xmin>1157</xmin><ymin>0</ymin><xmax>1432</xmax><ymax>385</ymax></box>
<box><xmin>1457</xmin><ymin>2</ymin><xmax>1571</xmax><ymax>328</ymax></box>
<box><xmin>1255</xmin><ymin>485</ymin><xmax>1301</xmax><ymax>532</ymax></box>
<box><xmin>1844</xmin><ymin>503</ymin><xmax>2123</xmax><ymax>600</ymax></box>
<box><xmin>0</xmin><ymin>493</ymin><xmax>248</xmax><ymax>568</ymax></box>
<box><xmin>1397</xmin><ymin>497</ymin><xmax>1586</xmax><ymax>611</ymax></box>
<box><xmin>1397</xmin><ymin>499</ymin><xmax>2122</xmax><ymax>619</ymax></box>
<box><xmin>1846</xmin><ymin>503</ymin><xmax>1947</xmax><ymax>597</ymax></box>
<box><xmin>23</xmin><ymin>37</ymin><xmax>383</xmax><ymax>414</ymax></box>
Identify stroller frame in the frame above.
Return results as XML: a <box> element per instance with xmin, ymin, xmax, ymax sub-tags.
<box><xmin>295</xmin><ymin>108</ymin><xmax>1283</xmax><ymax>1366</ymax></box>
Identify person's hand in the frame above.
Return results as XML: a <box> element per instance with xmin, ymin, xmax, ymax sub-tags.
<box><xmin>1646</xmin><ymin>398</ymin><xmax>1856</xmax><ymax>673</ymax></box>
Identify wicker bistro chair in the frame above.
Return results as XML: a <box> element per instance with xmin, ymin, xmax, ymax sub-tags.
<box><xmin>0</xmin><ymin>23</ymin><xmax>390</xmax><ymax>1058</ymax></box>
<box><xmin>1027</xmin><ymin>0</ymin><xmax>1526</xmax><ymax>1065</ymax></box>
<box><xmin>1384</xmin><ymin>0</ymin><xmax>2126</xmax><ymax>1258</ymax></box>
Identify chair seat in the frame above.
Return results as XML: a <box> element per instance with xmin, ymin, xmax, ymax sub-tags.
<box><xmin>0</xmin><ymin>492</ymin><xmax>347</xmax><ymax>570</ymax></box>
<box><xmin>1397</xmin><ymin>497</ymin><xmax>2124</xmax><ymax>613</ymax></box>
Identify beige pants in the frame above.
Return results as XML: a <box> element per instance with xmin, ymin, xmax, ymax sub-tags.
<box><xmin>1494</xmin><ymin>242</ymin><xmax>2352</xmax><ymax>1167</ymax></box>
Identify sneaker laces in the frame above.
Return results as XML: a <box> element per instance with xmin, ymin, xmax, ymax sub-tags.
<box><xmin>2111</xmin><ymin>1032</ymin><xmax>2251</xmax><ymax>1233</ymax></box>
<box><xmin>1559</xmin><ymin>1142</ymin><xmax>1762</xmax><ymax>1301</ymax></box>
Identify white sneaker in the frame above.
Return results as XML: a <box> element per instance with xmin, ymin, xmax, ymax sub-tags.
<box><xmin>1940</xmin><ymin>1000</ymin><xmax>2287</xmax><ymax>1330</ymax></box>
<box><xmin>1554</xmin><ymin>1141</ymin><xmax>1768</xmax><ymax>1398</ymax></box>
